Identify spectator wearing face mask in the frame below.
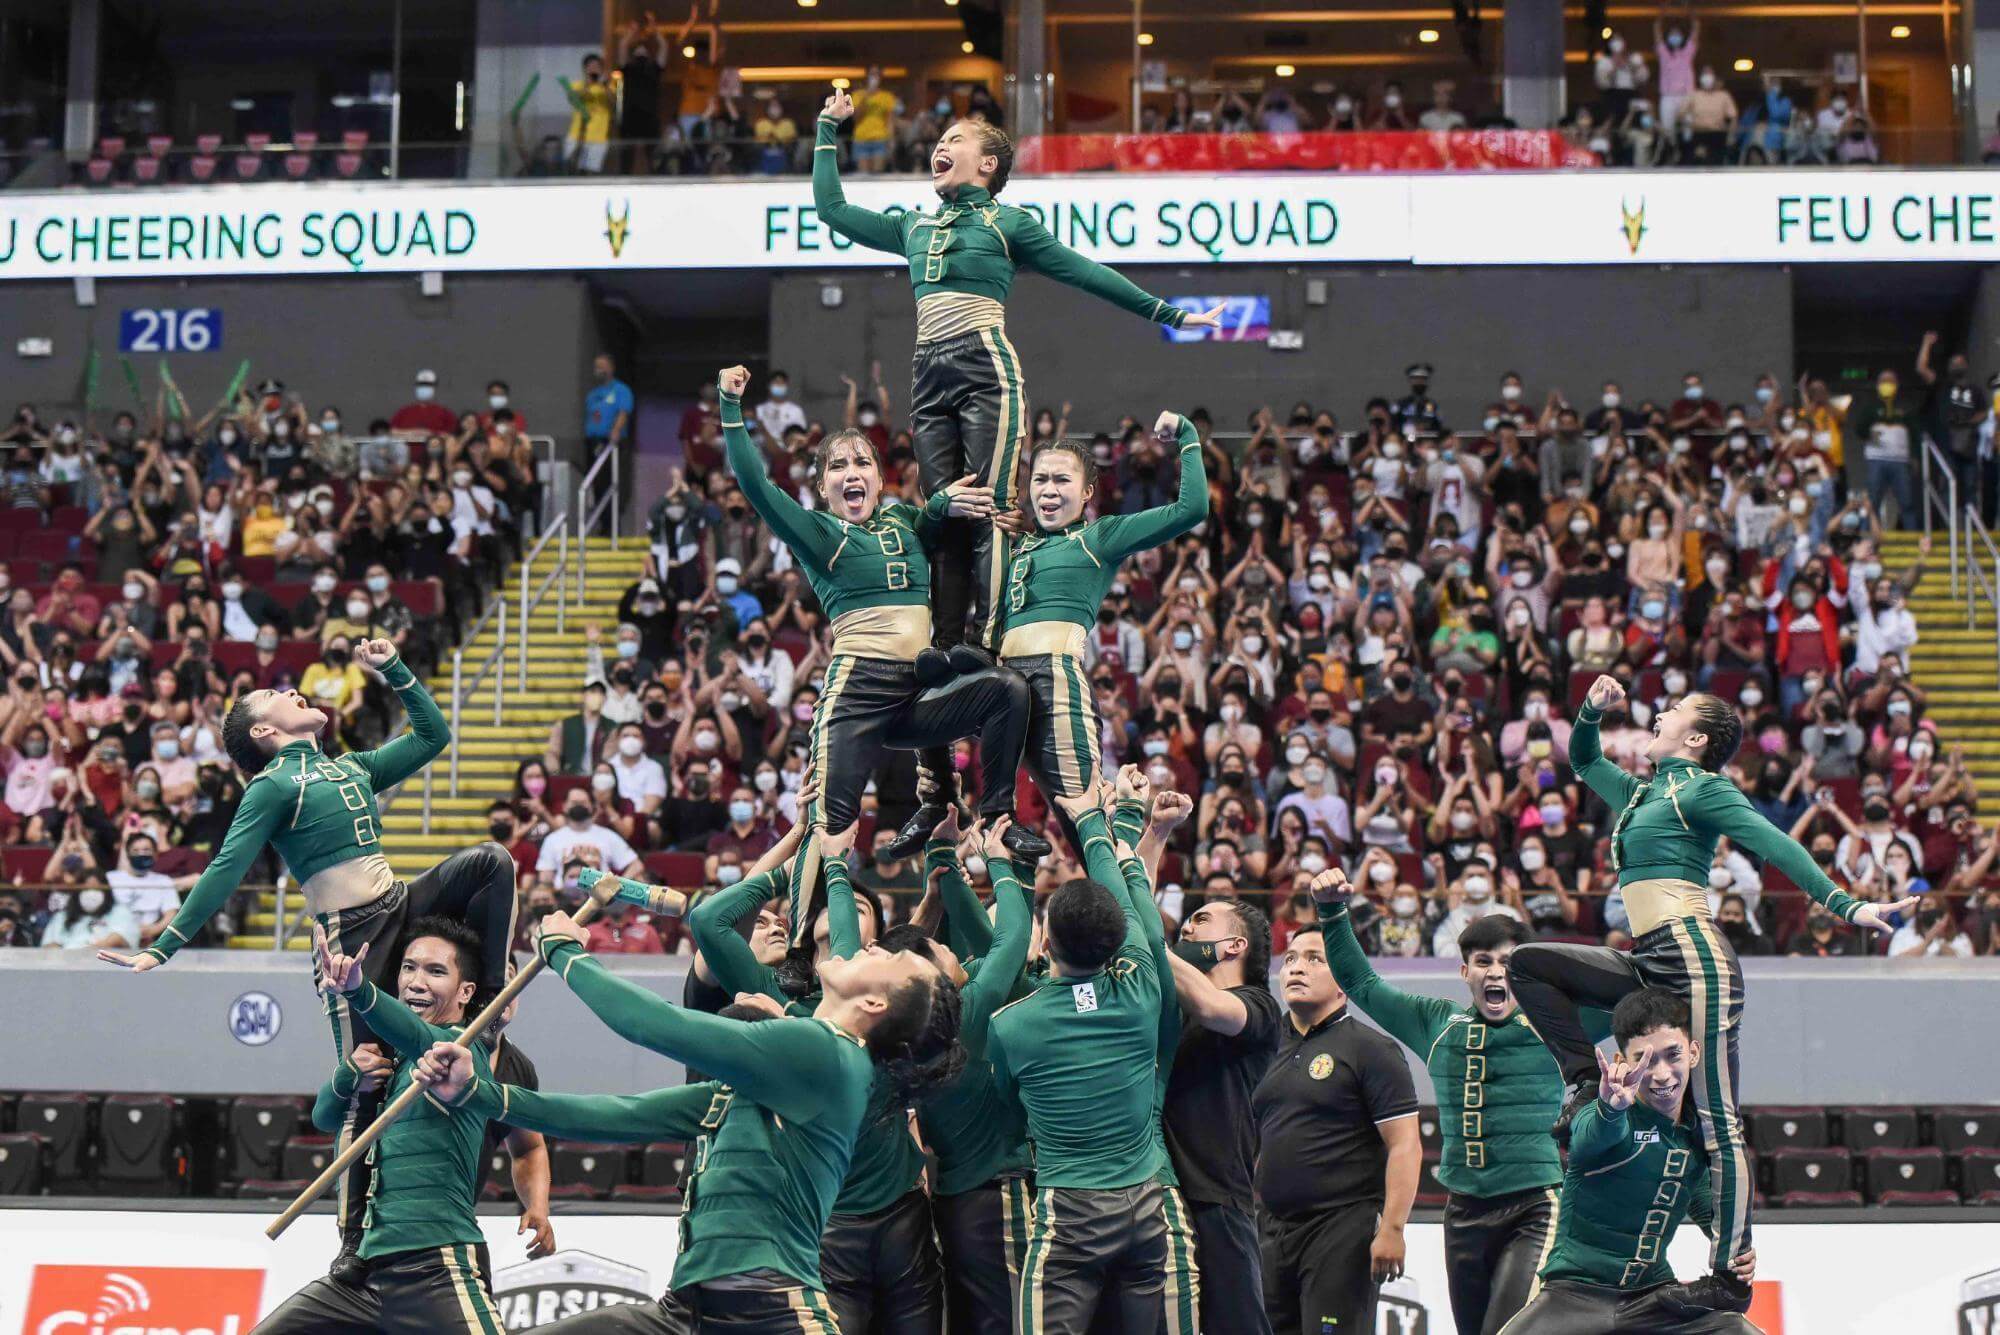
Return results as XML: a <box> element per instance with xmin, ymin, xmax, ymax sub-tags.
<box><xmin>607</xmin><ymin>722</ymin><xmax>668</xmax><ymax>818</ymax></box>
<box><xmin>106</xmin><ymin>832</ymin><xmax>203</xmax><ymax>946</ymax></box>
<box><xmin>1771</xmin><ymin>576</ymin><xmax>1841</xmax><ymax>714</ymax></box>
<box><xmin>1785</xmin><ymin>899</ymin><xmax>1862</xmax><ymax>957</ymax></box>
<box><xmin>536</xmin><ymin>790</ymin><xmax>643</xmax><ymax>892</ymax></box>
<box><xmin>545</xmin><ymin>682</ymin><xmax>612</xmax><ymax>776</ymax></box>
<box><xmin>583</xmin><ymin>625</ymin><xmax>650</xmax><ymax>722</ymax></box>
<box><xmin>41</xmin><ymin>883</ymin><xmax>141</xmax><ymax>951</ymax></box>
<box><xmin>1431</xmin><ymin>861</ymin><xmax>1520</xmax><ymax>957</ymax></box>
<box><xmin>485</xmin><ymin>802</ymin><xmax>540</xmax><ymax>890</ymax></box>
<box><xmin>1888</xmin><ymin>896</ymin><xmax>1968</xmax><ymax>959</ymax></box>
<box><xmin>1498</xmin><ymin>690</ymin><xmax>1572</xmax><ymax>767</ymax></box>
<box><xmin>391</xmin><ymin>369</ymin><xmax>457</xmax><ymax>437</ymax></box>
<box><xmin>710</xmin><ymin>557</ymin><xmax>763</xmax><ymax>631</ymax></box>
<box><xmin>704</xmin><ymin>783</ymin><xmax>777</xmax><ymax>876</ymax></box>
<box><xmin>1828</xmin><ymin>775</ymin><xmax>1923</xmax><ymax>884</ymax></box>
<box><xmin>213</xmin><ymin>563</ymin><xmax>288</xmax><ymax>644</ymax></box>
<box><xmin>1272</xmin><ymin>753</ymin><xmax>1352</xmax><ymax>850</ymax></box>
<box><xmin>145</xmin><ymin>721</ymin><xmax>198</xmax><ymax>809</ymax></box>
<box><xmin>1848</xmin><ymin>361</ymin><xmax>1921</xmax><ymax>527</ymax></box>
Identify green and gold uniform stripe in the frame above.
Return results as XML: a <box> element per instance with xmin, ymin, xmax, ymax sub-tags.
<box><xmin>1161</xmin><ymin>1185</ymin><xmax>1201</xmax><ymax>1335</ymax></box>
<box><xmin>440</xmin><ymin>1244</ymin><xmax>502</xmax><ymax>1335</ymax></box>
<box><xmin>1671</xmin><ymin>917</ymin><xmax>1751</xmax><ymax>1273</ymax></box>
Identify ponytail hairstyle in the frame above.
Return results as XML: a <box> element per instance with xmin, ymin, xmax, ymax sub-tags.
<box><xmin>1685</xmin><ymin>693</ymin><xmax>1743</xmax><ymax>771</ymax></box>
<box><xmin>961</xmin><ymin>119</ymin><xmax>1015</xmax><ymax>195</ymax></box>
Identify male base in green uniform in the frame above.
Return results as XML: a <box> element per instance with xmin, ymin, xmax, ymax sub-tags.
<box><xmin>1310</xmin><ymin>870</ymin><xmax>1564</xmax><ymax>1335</ymax></box>
<box><xmin>527</xmin><ymin>896</ymin><xmax>958</xmax><ymax>1333</ymax></box>
<box><xmin>813</xmin><ymin>83</ymin><xmax>1222</xmax><ymax>655</ymax></box>
<box><xmin>99</xmin><ymin>643</ymin><xmax>519</xmax><ymax>1271</ymax></box>
<box><xmin>990</xmin><ymin>796</ymin><xmax>1170</xmax><ymax>1334</ymax></box>
<box><xmin>1508</xmin><ymin>679</ymin><xmax>1908</xmax><ymax>1316</ymax></box>
<box><xmin>252</xmin><ymin>920</ymin><xmax>501</xmax><ymax>1335</ymax></box>
<box><xmin>1498</xmin><ymin>989</ymin><xmax>1762</xmax><ymax>1335</ymax></box>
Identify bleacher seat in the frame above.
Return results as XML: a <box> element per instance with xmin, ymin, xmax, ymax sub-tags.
<box><xmin>1</xmin><ymin>848</ymin><xmax>51</xmax><ymax>884</ymax></box>
<box><xmin>638</xmin><ymin>1141</ymin><xmax>687</xmax><ymax>1188</ymax></box>
<box><xmin>1972</xmin><ymin>1190</ymin><xmax>2000</xmax><ymax>1207</ymax></box>
<box><xmin>222</xmin><ymin>1095</ymin><xmax>307</xmax><ymax>1183</ymax></box>
<box><xmin>546</xmin><ymin>1183</ymin><xmax>601</xmax><ymax>1201</ymax></box>
<box><xmin>96</xmin><ymin>1093</ymin><xmax>185</xmax><ymax>1194</ymax></box>
<box><xmin>1767</xmin><ymin>1147</ymin><xmax>1850</xmax><ymax>1196</ymax></box>
<box><xmin>1859</xmin><ymin>1146</ymin><xmax>1947</xmax><ymax>1201</ymax></box>
<box><xmin>233</xmin><ymin>154</ymin><xmax>263</xmax><ymax>181</ymax></box>
<box><xmin>1414</xmin><ymin>1109</ymin><xmax>1442</xmax><ymax>1156</ymax></box>
<box><xmin>280</xmin><ymin>1134</ymin><xmax>337</xmax><ymax>1182</ymax></box>
<box><xmin>1775</xmin><ymin>1189</ymin><xmax>1863</xmax><ymax>1208</ymax></box>
<box><xmin>146</xmin><ymin>135</ymin><xmax>172</xmax><ymax>158</ymax></box>
<box><xmin>195</xmin><ymin>133</ymin><xmax>222</xmax><ymax>154</ymax></box>
<box><xmin>132</xmin><ymin>157</ymin><xmax>162</xmax><ymax>183</ymax></box>
<box><xmin>1837</xmin><ymin>1106</ymin><xmax>1919</xmax><ymax>1152</ymax></box>
<box><xmin>233</xmin><ymin>1178</ymin><xmax>308</xmax><ymax>1199</ymax></box>
<box><xmin>1957</xmin><ymin>1148</ymin><xmax>2000</xmax><ymax>1200</ymax></box>
<box><xmin>485</xmin><ymin>1147</ymin><xmax>516</xmax><ymax>1199</ymax></box>
<box><xmin>49</xmin><ymin>506</ymin><xmax>88</xmax><ymax>532</ymax></box>
<box><xmin>550</xmin><ymin>1142</ymin><xmax>627</xmax><ymax>1198</ymax></box>
<box><xmin>1746</xmin><ymin>1106</ymin><xmax>1827</xmax><ymax>1154</ymax></box>
<box><xmin>342</xmin><ymin>129</ymin><xmax>370</xmax><ymax>151</ymax></box>
<box><xmin>84</xmin><ymin>158</ymin><xmax>114</xmax><ymax>184</ymax></box>
<box><xmin>188</xmin><ymin>155</ymin><xmax>218</xmax><ymax>182</ymax></box>
<box><xmin>294</xmin><ymin>131</ymin><xmax>320</xmax><ymax>152</ymax></box>
<box><xmin>0</xmin><ymin>1132</ymin><xmax>45</xmax><ymax>1194</ymax></box>
<box><xmin>1930</xmin><ymin>1107</ymin><xmax>2000</xmax><ymax>1153</ymax></box>
<box><xmin>1875</xmin><ymin>1190</ymin><xmax>1959</xmax><ymax>1207</ymax></box>
<box><xmin>18</xmin><ymin>530</ymin><xmax>75</xmax><ymax>565</ymax></box>
<box><xmin>17</xmin><ymin>1093</ymin><xmax>92</xmax><ymax>1185</ymax></box>
<box><xmin>1417</xmin><ymin>1152</ymin><xmax>1445</xmax><ymax>1205</ymax></box>
<box><xmin>334</xmin><ymin>152</ymin><xmax>363</xmax><ymax>178</ymax></box>
<box><xmin>283</xmin><ymin>153</ymin><xmax>312</xmax><ymax>180</ymax></box>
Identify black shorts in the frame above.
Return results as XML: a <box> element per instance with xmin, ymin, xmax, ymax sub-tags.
<box><xmin>818</xmin><ymin>1187</ymin><xmax>943</xmax><ymax>1335</ymax></box>
<box><xmin>252</xmin><ymin>1244</ymin><xmax>501</xmax><ymax>1335</ymax></box>
<box><xmin>933</xmin><ymin>1176</ymin><xmax>1035</xmax><ymax>1335</ymax></box>
<box><xmin>1017</xmin><ymin>1181</ymin><xmax>1168</xmax><ymax>1335</ymax></box>
<box><xmin>1496</xmin><ymin>1279</ymin><xmax>1762</xmax><ymax>1334</ymax></box>
<box><xmin>681</xmin><ymin>1282</ymin><xmax>840</xmax><ymax>1333</ymax></box>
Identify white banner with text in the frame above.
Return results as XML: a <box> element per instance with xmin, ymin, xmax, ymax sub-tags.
<box><xmin>2</xmin><ymin>170</ymin><xmax>1998</xmax><ymax>280</ymax></box>
<box><xmin>1</xmin><ymin>1208</ymin><xmax>1996</xmax><ymax>1334</ymax></box>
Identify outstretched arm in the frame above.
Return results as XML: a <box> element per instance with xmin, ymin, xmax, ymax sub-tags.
<box><xmin>1006</xmin><ymin>212</ymin><xmax>1214</xmax><ymax>331</ymax></box>
<box><xmin>1310</xmin><ymin>871</ymin><xmax>1455</xmax><ymax>1051</ymax></box>
<box><xmin>104</xmin><ymin>777</ymin><xmax>287</xmax><ymax>966</ymax></box>
<box><xmin>431</xmin><ymin>1065</ymin><xmax>725</xmax><ymax>1145</ymax></box>
<box><xmin>345</xmin><ymin>642</ymin><xmax>450</xmax><ymax>790</ymax></box>
<box><xmin>812</xmin><ymin>89</ymin><xmax>909</xmax><ymax>255</ymax></box>
<box><xmin>687</xmin><ymin>862</ymin><xmax>790</xmax><ymax>1003</ymax></box>
<box><xmin>1698</xmin><ymin>776</ymin><xmax>1887</xmax><ymax>926</ymax></box>
<box><xmin>536</xmin><ymin>930</ymin><xmax>844</xmax><ymax>1122</ymax></box>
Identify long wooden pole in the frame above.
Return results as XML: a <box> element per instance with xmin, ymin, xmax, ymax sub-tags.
<box><xmin>264</xmin><ymin>869</ymin><xmax>670</xmax><ymax>1239</ymax></box>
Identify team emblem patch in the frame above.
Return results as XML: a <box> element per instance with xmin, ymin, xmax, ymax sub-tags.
<box><xmin>1308</xmin><ymin>1054</ymin><xmax>1334</xmax><ymax>1081</ymax></box>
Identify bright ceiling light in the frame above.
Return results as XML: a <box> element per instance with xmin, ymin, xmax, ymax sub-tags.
<box><xmin>830</xmin><ymin>77</ymin><xmax>851</xmax><ymax>89</ymax></box>
<box><xmin>1890</xmin><ymin>23</ymin><xmax>1911</xmax><ymax>36</ymax></box>
<box><xmin>1733</xmin><ymin>57</ymin><xmax>1754</xmax><ymax>70</ymax></box>
<box><xmin>1136</xmin><ymin>32</ymin><xmax>1155</xmax><ymax>46</ymax></box>
<box><xmin>1275</xmin><ymin>63</ymin><xmax>1296</xmax><ymax>76</ymax></box>
<box><xmin>1418</xmin><ymin>28</ymin><xmax>1441</xmax><ymax>42</ymax></box>
<box><xmin>961</xmin><ymin>39</ymin><xmax>975</xmax><ymax>53</ymax></box>
<box><xmin>682</xmin><ymin>44</ymin><xmax>696</xmax><ymax>57</ymax></box>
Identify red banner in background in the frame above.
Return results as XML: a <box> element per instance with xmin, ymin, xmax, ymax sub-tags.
<box><xmin>1016</xmin><ymin>130</ymin><xmax>1599</xmax><ymax>174</ymax></box>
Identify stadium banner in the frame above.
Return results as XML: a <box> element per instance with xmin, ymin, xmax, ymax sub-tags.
<box><xmin>1014</xmin><ymin>129</ymin><xmax>1597</xmax><ymax>174</ymax></box>
<box><xmin>0</xmin><ymin>174</ymin><xmax>1410</xmax><ymax>280</ymax></box>
<box><xmin>2</xmin><ymin>1208</ymin><xmax>1997</xmax><ymax>1334</ymax></box>
<box><xmin>1411</xmin><ymin>170</ymin><xmax>2000</xmax><ymax>265</ymax></box>
<box><xmin>4</xmin><ymin>170</ymin><xmax>1999</xmax><ymax>280</ymax></box>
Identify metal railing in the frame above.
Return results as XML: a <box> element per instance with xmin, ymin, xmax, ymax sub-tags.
<box><xmin>1919</xmin><ymin>436</ymin><xmax>1961</xmax><ymax>599</ymax></box>
<box><xmin>420</xmin><ymin>593</ymin><xmax>507</xmax><ymax>823</ymax></box>
<box><xmin>1963</xmin><ymin>506</ymin><xmax>2000</xmax><ymax>688</ymax></box>
<box><xmin>519</xmin><ymin>511</ymin><xmax>571</xmax><ymax>690</ymax></box>
<box><xmin>576</xmin><ymin>442</ymin><xmax>622</xmax><ymax>603</ymax></box>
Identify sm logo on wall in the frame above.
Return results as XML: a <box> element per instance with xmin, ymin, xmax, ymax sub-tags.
<box><xmin>22</xmin><ymin>1266</ymin><xmax>265</xmax><ymax>1335</ymax></box>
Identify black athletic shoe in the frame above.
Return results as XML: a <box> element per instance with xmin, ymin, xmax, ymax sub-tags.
<box><xmin>329</xmin><ymin>1242</ymin><xmax>370</xmax><ymax>1287</ymax></box>
<box><xmin>914</xmin><ymin>648</ymin><xmax>954</xmax><ymax>689</ymax></box>
<box><xmin>885</xmin><ymin>802</ymin><xmax>951</xmax><ymax>861</ymax></box>
<box><xmin>1657</xmin><ymin>1271</ymin><xmax>1753</xmax><ymax>1316</ymax></box>
<box><xmin>947</xmin><ymin>644</ymin><xmax>997</xmax><ymax>676</ymax></box>
<box><xmin>1549</xmin><ymin>1076</ymin><xmax>1597</xmax><ymax>1149</ymax></box>
<box><xmin>1000</xmin><ymin>823</ymin><xmax>1053</xmax><ymax>862</ymax></box>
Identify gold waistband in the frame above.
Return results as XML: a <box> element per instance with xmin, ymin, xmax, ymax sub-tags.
<box><xmin>302</xmin><ymin>855</ymin><xmax>397</xmax><ymax>915</ymax></box>
<box><xmin>917</xmin><ymin>292</ymin><xmax>1007</xmax><ymax>345</ymax></box>
<box><xmin>1620</xmin><ymin>877</ymin><xmax>1712</xmax><ymax>939</ymax></box>
<box><xmin>831</xmin><ymin>605</ymin><xmax>933</xmax><ymax>662</ymax></box>
<box><xmin>1001</xmin><ymin>622</ymin><xmax>1088</xmax><ymax>660</ymax></box>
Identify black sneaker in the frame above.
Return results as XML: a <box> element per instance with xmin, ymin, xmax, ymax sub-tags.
<box><xmin>329</xmin><ymin>1241</ymin><xmax>370</xmax><ymax>1287</ymax></box>
<box><xmin>885</xmin><ymin>802</ymin><xmax>951</xmax><ymax>861</ymax></box>
<box><xmin>947</xmin><ymin>644</ymin><xmax>997</xmax><ymax>676</ymax></box>
<box><xmin>1000</xmin><ymin>823</ymin><xmax>1053</xmax><ymax>862</ymax></box>
<box><xmin>1549</xmin><ymin>1076</ymin><xmax>1597</xmax><ymax>1149</ymax></box>
<box><xmin>1656</xmin><ymin>1271</ymin><xmax>1753</xmax><ymax>1316</ymax></box>
<box><xmin>914</xmin><ymin>648</ymin><xmax>954</xmax><ymax>689</ymax></box>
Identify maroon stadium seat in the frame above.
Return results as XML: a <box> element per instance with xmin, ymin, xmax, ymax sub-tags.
<box><xmin>1767</xmin><ymin>1147</ymin><xmax>1850</xmax><ymax>1196</ymax></box>
<box><xmin>280</xmin><ymin>1134</ymin><xmax>338</xmax><ymax>1182</ymax></box>
<box><xmin>96</xmin><ymin>1093</ymin><xmax>186</xmax><ymax>1194</ymax></box>
<box><xmin>1930</xmin><ymin>1107</ymin><xmax>2000</xmax><ymax>1153</ymax></box>
<box><xmin>1</xmin><ymin>848</ymin><xmax>51</xmax><ymax>884</ymax></box>
<box><xmin>610</xmin><ymin>1184</ymin><xmax>682</xmax><ymax>1202</ymax></box>
<box><xmin>1414</xmin><ymin>1108</ymin><xmax>1442</xmax><ymax>1155</ymax></box>
<box><xmin>48</xmin><ymin>507</ymin><xmax>88</xmax><ymax>533</ymax></box>
<box><xmin>550</xmin><ymin>1142</ymin><xmax>628</xmax><ymax>1198</ymax></box>
<box><xmin>1858</xmin><ymin>1146</ymin><xmax>1947</xmax><ymax>1201</ymax></box>
<box><xmin>546</xmin><ymin>1183</ymin><xmax>601</xmax><ymax>1201</ymax></box>
<box><xmin>221</xmin><ymin>1095</ymin><xmax>308</xmax><ymax>1183</ymax></box>
<box><xmin>1957</xmin><ymin>1148</ymin><xmax>2000</xmax><ymax>1200</ymax></box>
<box><xmin>0</xmin><ymin>1132</ymin><xmax>45</xmax><ymax>1194</ymax></box>
<box><xmin>1836</xmin><ymin>1106</ymin><xmax>1920</xmax><ymax>1152</ymax></box>
<box><xmin>233</xmin><ymin>1178</ymin><xmax>308</xmax><ymax>1199</ymax></box>
<box><xmin>18</xmin><ymin>530</ymin><xmax>75</xmax><ymax>565</ymax></box>
<box><xmin>1873</xmin><ymin>1190</ymin><xmax>1959</xmax><ymax>1207</ymax></box>
<box><xmin>1747</xmin><ymin>1106</ymin><xmax>1829</xmax><ymax>1154</ymax></box>
<box><xmin>16</xmin><ymin>1093</ymin><xmax>92</xmax><ymax>1185</ymax></box>
<box><xmin>639</xmin><ymin>1141</ymin><xmax>688</xmax><ymax>1187</ymax></box>
<box><xmin>188</xmin><ymin>155</ymin><xmax>218</xmax><ymax>182</ymax></box>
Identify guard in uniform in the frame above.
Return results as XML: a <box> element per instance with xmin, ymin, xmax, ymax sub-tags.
<box><xmin>1252</xmin><ymin>923</ymin><xmax>1421</xmax><ymax>1335</ymax></box>
<box><xmin>1392</xmin><ymin>362</ymin><xmax>1446</xmax><ymax>440</ymax></box>
<box><xmin>1311</xmin><ymin>874</ymin><xmax>1564</xmax><ymax>1335</ymax></box>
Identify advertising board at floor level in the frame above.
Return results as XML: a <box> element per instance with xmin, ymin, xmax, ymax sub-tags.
<box><xmin>0</xmin><ymin>1208</ymin><xmax>1994</xmax><ymax>1334</ymax></box>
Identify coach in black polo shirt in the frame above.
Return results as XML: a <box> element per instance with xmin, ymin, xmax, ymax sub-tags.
<box><xmin>1164</xmin><ymin>897</ymin><xmax>1282</xmax><ymax>1335</ymax></box>
<box><xmin>1253</xmin><ymin>919</ymin><xmax>1421</xmax><ymax>1335</ymax></box>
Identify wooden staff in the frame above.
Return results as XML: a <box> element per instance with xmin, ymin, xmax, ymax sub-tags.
<box><xmin>264</xmin><ymin>867</ymin><xmax>683</xmax><ymax>1238</ymax></box>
